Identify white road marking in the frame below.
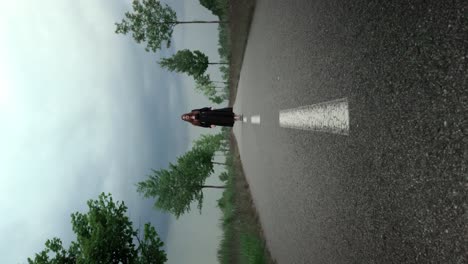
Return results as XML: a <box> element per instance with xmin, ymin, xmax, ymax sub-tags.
<box><xmin>243</xmin><ymin>116</ymin><xmax>248</xmax><ymax>122</ymax></box>
<box><xmin>251</xmin><ymin>115</ymin><xmax>261</xmax><ymax>124</ymax></box>
<box><xmin>279</xmin><ymin>98</ymin><xmax>349</xmax><ymax>135</ymax></box>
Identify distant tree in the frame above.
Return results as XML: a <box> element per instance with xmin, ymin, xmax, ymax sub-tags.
<box><xmin>160</xmin><ymin>49</ymin><xmax>209</xmax><ymax>77</ymax></box>
<box><xmin>27</xmin><ymin>193</ymin><xmax>166</xmax><ymax>264</ymax></box>
<box><xmin>195</xmin><ymin>73</ymin><xmax>212</xmax><ymax>86</ymax></box>
<box><xmin>219</xmin><ymin>171</ymin><xmax>229</xmax><ymax>182</ymax></box>
<box><xmin>219</xmin><ymin>65</ymin><xmax>229</xmax><ymax>81</ymax></box>
<box><xmin>195</xmin><ymin>75</ymin><xmax>216</xmax><ymax>95</ymax></box>
<box><xmin>193</xmin><ymin>133</ymin><xmax>224</xmax><ymax>153</ymax></box>
<box><xmin>137</xmin><ymin>148</ymin><xmax>225</xmax><ymax>218</ymax></box>
<box><xmin>160</xmin><ymin>49</ymin><xmax>228</xmax><ymax>78</ymax></box>
<box><xmin>199</xmin><ymin>0</ymin><xmax>225</xmax><ymax>17</ymax></box>
<box><xmin>194</xmin><ymin>74</ymin><xmax>227</xmax><ymax>104</ymax></box>
<box><xmin>209</xmin><ymin>96</ymin><xmax>225</xmax><ymax>104</ymax></box>
<box><xmin>137</xmin><ymin>134</ymin><xmax>226</xmax><ymax>218</ymax></box>
<box><xmin>115</xmin><ymin>0</ymin><xmax>227</xmax><ymax>53</ymax></box>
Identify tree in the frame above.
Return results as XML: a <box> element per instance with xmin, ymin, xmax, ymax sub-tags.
<box><xmin>195</xmin><ymin>74</ymin><xmax>216</xmax><ymax>96</ymax></box>
<box><xmin>194</xmin><ymin>74</ymin><xmax>227</xmax><ymax>104</ymax></box>
<box><xmin>199</xmin><ymin>0</ymin><xmax>225</xmax><ymax>17</ymax></box>
<box><xmin>28</xmin><ymin>193</ymin><xmax>166</xmax><ymax>264</ymax></box>
<box><xmin>194</xmin><ymin>133</ymin><xmax>224</xmax><ymax>150</ymax></box>
<box><xmin>195</xmin><ymin>73</ymin><xmax>212</xmax><ymax>86</ymax></box>
<box><xmin>160</xmin><ymin>49</ymin><xmax>227</xmax><ymax>78</ymax></box>
<box><xmin>160</xmin><ymin>49</ymin><xmax>209</xmax><ymax>77</ymax></box>
<box><xmin>209</xmin><ymin>96</ymin><xmax>225</xmax><ymax>104</ymax></box>
<box><xmin>137</xmin><ymin>134</ymin><xmax>226</xmax><ymax>218</ymax></box>
<box><xmin>115</xmin><ymin>0</ymin><xmax>227</xmax><ymax>53</ymax></box>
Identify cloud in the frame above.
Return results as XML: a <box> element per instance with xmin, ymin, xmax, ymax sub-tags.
<box><xmin>0</xmin><ymin>1</ymin><xmax>191</xmax><ymax>262</ymax></box>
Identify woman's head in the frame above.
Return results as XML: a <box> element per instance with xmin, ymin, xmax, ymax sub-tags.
<box><xmin>181</xmin><ymin>113</ymin><xmax>191</xmax><ymax>121</ymax></box>
<box><xmin>181</xmin><ymin>112</ymin><xmax>197</xmax><ymax>124</ymax></box>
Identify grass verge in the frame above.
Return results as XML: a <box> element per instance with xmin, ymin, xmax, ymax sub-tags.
<box><xmin>228</xmin><ymin>0</ymin><xmax>256</xmax><ymax>105</ymax></box>
<box><xmin>213</xmin><ymin>0</ymin><xmax>273</xmax><ymax>261</ymax></box>
<box><xmin>216</xmin><ymin>131</ymin><xmax>275</xmax><ymax>264</ymax></box>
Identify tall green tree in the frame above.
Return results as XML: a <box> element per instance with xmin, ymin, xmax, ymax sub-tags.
<box><xmin>115</xmin><ymin>0</ymin><xmax>227</xmax><ymax>53</ymax></box>
<box><xmin>194</xmin><ymin>75</ymin><xmax>227</xmax><ymax>104</ymax></box>
<box><xmin>193</xmin><ymin>133</ymin><xmax>224</xmax><ymax>153</ymax></box>
<box><xmin>160</xmin><ymin>49</ymin><xmax>228</xmax><ymax>78</ymax></box>
<box><xmin>195</xmin><ymin>74</ymin><xmax>216</xmax><ymax>96</ymax></box>
<box><xmin>137</xmin><ymin>135</ymin><xmax>226</xmax><ymax>218</ymax></box>
<box><xmin>28</xmin><ymin>193</ymin><xmax>166</xmax><ymax>264</ymax></box>
<box><xmin>160</xmin><ymin>49</ymin><xmax>209</xmax><ymax>77</ymax></box>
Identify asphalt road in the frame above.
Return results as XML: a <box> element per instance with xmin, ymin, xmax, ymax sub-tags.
<box><xmin>232</xmin><ymin>1</ymin><xmax>467</xmax><ymax>263</ymax></box>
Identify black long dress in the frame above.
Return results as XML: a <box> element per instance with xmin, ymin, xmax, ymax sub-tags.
<box><xmin>193</xmin><ymin>107</ymin><xmax>234</xmax><ymax>127</ymax></box>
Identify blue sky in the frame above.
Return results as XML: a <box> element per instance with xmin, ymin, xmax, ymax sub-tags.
<box><xmin>0</xmin><ymin>0</ymin><xmax>224</xmax><ymax>263</ymax></box>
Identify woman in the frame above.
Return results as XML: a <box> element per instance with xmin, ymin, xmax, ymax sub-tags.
<box><xmin>181</xmin><ymin>107</ymin><xmax>242</xmax><ymax>128</ymax></box>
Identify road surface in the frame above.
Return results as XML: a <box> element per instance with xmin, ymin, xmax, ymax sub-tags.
<box><xmin>232</xmin><ymin>0</ymin><xmax>467</xmax><ymax>263</ymax></box>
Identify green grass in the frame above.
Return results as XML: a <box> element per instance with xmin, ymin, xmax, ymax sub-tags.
<box><xmin>216</xmin><ymin>137</ymin><xmax>236</xmax><ymax>264</ymax></box>
<box><xmin>240</xmin><ymin>233</ymin><xmax>266</xmax><ymax>264</ymax></box>
<box><xmin>211</xmin><ymin>0</ymin><xmax>268</xmax><ymax>260</ymax></box>
<box><xmin>216</xmin><ymin>130</ymin><xmax>268</xmax><ymax>264</ymax></box>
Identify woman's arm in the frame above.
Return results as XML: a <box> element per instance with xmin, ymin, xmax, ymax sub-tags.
<box><xmin>191</xmin><ymin>107</ymin><xmax>211</xmax><ymax>112</ymax></box>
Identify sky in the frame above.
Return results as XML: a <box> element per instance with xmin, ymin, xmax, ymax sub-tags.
<box><xmin>0</xmin><ymin>0</ymin><xmax>225</xmax><ymax>263</ymax></box>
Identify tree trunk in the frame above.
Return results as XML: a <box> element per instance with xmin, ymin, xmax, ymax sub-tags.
<box><xmin>201</xmin><ymin>185</ymin><xmax>226</xmax><ymax>189</ymax></box>
<box><xmin>212</xmin><ymin>161</ymin><xmax>227</xmax><ymax>165</ymax></box>
<box><xmin>208</xmin><ymin>62</ymin><xmax>229</xmax><ymax>65</ymax></box>
<box><xmin>176</xmin><ymin>21</ymin><xmax>229</xmax><ymax>24</ymax></box>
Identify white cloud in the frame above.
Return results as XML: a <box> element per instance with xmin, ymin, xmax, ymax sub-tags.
<box><xmin>0</xmin><ymin>0</ymin><xmax>225</xmax><ymax>263</ymax></box>
<box><xmin>0</xmin><ymin>1</ymin><xmax>176</xmax><ymax>262</ymax></box>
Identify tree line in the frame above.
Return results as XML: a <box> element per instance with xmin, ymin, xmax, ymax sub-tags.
<box><xmin>28</xmin><ymin>0</ymin><xmax>232</xmax><ymax>262</ymax></box>
<box><xmin>29</xmin><ymin>132</ymin><xmax>231</xmax><ymax>263</ymax></box>
<box><xmin>116</xmin><ymin>0</ymin><xmax>229</xmax><ymax>104</ymax></box>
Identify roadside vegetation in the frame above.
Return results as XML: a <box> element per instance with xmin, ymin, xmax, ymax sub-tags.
<box><xmin>210</xmin><ymin>0</ymin><xmax>271</xmax><ymax>263</ymax></box>
<box><xmin>27</xmin><ymin>0</ymin><xmax>270</xmax><ymax>262</ymax></box>
<box><xmin>217</xmin><ymin>130</ymin><xmax>272</xmax><ymax>264</ymax></box>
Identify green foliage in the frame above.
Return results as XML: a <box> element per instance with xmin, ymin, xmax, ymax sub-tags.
<box><xmin>28</xmin><ymin>193</ymin><xmax>167</xmax><ymax>264</ymax></box>
<box><xmin>27</xmin><ymin>238</ymin><xmax>78</xmax><ymax>264</ymax></box>
<box><xmin>195</xmin><ymin>73</ymin><xmax>212</xmax><ymax>86</ymax></box>
<box><xmin>219</xmin><ymin>171</ymin><xmax>229</xmax><ymax>182</ymax></box>
<box><xmin>216</xmin><ymin>152</ymin><xmax>236</xmax><ymax>264</ymax></box>
<box><xmin>193</xmin><ymin>133</ymin><xmax>224</xmax><ymax>154</ymax></box>
<box><xmin>216</xmin><ymin>141</ymin><xmax>268</xmax><ymax>264</ymax></box>
<box><xmin>240</xmin><ymin>234</ymin><xmax>266</xmax><ymax>264</ymax></box>
<box><xmin>194</xmin><ymin>74</ymin><xmax>227</xmax><ymax>104</ymax></box>
<box><xmin>137</xmin><ymin>149</ymin><xmax>214</xmax><ymax>218</ymax></box>
<box><xmin>195</xmin><ymin>74</ymin><xmax>216</xmax><ymax>96</ymax></box>
<box><xmin>219</xmin><ymin>65</ymin><xmax>230</xmax><ymax>82</ymax></box>
<box><xmin>199</xmin><ymin>0</ymin><xmax>226</xmax><ymax>17</ymax></box>
<box><xmin>160</xmin><ymin>49</ymin><xmax>209</xmax><ymax>77</ymax></box>
<box><xmin>138</xmin><ymin>224</ymin><xmax>167</xmax><ymax>264</ymax></box>
<box><xmin>215</xmin><ymin>0</ymin><xmax>230</xmax><ymax>68</ymax></box>
<box><xmin>217</xmin><ymin>24</ymin><xmax>230</xmax><ymax>63</ymax></box>
<box><xmin>137</xmin><ymin>134</ymin><xmax>225</xmax><ymax>218</ymax></box>
<box><xmin>115</xmin><ymin>0</ymin><xmax>177</xmax><ymax>52</ymax></box>
<box><xmin>210</xmin><ymin>95</ymin><xmax>225</xmax><ymax>104</ymax></box>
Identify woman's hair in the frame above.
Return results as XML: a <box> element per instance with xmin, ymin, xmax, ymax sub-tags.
<box><xmin>181</xmin><ymin>112</ymin><xmax>200</xmax><ymax>126</ymax></box>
